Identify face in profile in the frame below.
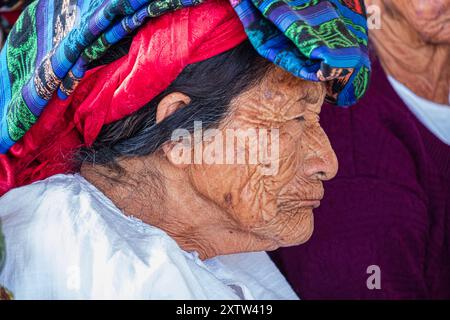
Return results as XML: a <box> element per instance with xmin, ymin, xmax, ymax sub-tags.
<box><xmin>186</xmin><ymin>66</ymin><xmax>338</xmax><ymax>251</ymax></box>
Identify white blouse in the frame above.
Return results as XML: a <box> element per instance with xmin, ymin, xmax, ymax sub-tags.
<box><xmin>0</xmin><ymin>174</ymin><xmax>298</xmax><ymax>300</ymax></box>
<box><xmin>388</xmin><ymin>76</ymin><xmax>450</xmax><ymax>146</ymax></box>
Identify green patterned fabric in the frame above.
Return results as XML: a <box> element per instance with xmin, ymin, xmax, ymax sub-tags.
<box><xmin>232</xmin><ymin>0</ymin><xmax>371</xmax><ymax>105</ymax></box>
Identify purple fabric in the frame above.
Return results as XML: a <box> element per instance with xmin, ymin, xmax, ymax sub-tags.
<box><xmin>270</xmin><ymin>58</ymin><xmax>450</xmax><ymax>299</ymax></box>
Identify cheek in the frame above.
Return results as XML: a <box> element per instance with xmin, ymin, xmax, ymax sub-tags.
<box><xmin>188</xmin><ymin>125</ymin><xmax>303</xmax><ymax>231</ymax></box>
<box><xmin>188</xmin><ymin>148</ymin><xmax>274</xmax><ymax>231</ymax></box>
<box><xmin>395</xmin><ymin>0</ymin><xmax>450</xmax><ymax>42</ymax></box>
<box><xmin>239</xmin><ymin>124</ymin><xmax>302</xmax><ymax>223</ymax></box>
<box><xmin>233</xmin><ymin>124</ymin><xmax>316</xmax><ymax>242</ymax></box>
<box><xmin>189</xmin><ymin>163</ymin><xmax>248</xmax><ymax>211</ymax></box>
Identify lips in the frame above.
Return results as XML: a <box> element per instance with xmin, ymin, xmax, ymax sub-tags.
<box><xmin>300</xmin><ymin>189</ymin><xmax>324</xmax><ymax>209</ymax></box>
<box><xmin>299</xmin><ymin>200</ymin><xmax>321</xmax><ymax>209</ymax></box>
<box><xmin>277</xmin><ymin>184</ymin><xmax>324</xmax><ymax>211</ymax></box>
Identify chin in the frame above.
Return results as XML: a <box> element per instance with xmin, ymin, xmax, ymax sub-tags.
<box><xmin>248</xmin><ymin>207</ymin><xmax>315</xmax><ymax>250</ymax></box>
<box><xmin>274</xmin><ymin>210</ymin><xmax>315</xmax><ymax>248</ymax></box>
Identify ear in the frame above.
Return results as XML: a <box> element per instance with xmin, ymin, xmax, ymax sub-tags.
<box><xmin>158</xmin><ymin>92</ymin><xmax>192</xmax><ymax>168</ymax></box>
<box><xmin>156</xmin><ymin>92</ymin><xmax>191</xmax><ymax>124</ymax></box>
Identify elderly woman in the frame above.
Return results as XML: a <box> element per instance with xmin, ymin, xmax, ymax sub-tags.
<box><xmin>0</xmin><ymin>0</ymin><xmax>370</xmax><ymax>299</ymax></box>
<box><xmin>272</xmin><ymin>0</ymin><xmax>450</xmax><ymax>299</ymax></box>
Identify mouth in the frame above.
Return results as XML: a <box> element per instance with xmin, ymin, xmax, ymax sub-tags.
<box><xmin>277</xmin><ymin>185</ymin><xmax>325</xmax><ymax>211</ymax></box>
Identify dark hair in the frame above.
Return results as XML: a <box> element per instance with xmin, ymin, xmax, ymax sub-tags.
<box><xmin>79</xmin><ymin>39</ymin><xmax>271</xmax><ymax>167</ymax></box>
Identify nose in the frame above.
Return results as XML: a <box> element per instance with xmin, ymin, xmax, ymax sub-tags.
<box><xmin>302</xmin><ymin>127</ymin><xmax>338</xmax><ymax>181</ymax></box>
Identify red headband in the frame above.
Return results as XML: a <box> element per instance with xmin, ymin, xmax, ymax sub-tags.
<box><xmin>0</xmin><ymin>0</ymin><xmax>247</xmax><ymax>195</ymax></box>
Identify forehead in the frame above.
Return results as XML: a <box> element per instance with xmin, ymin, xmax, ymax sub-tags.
<box><xmin>231</xmin><ymin>66</ymin><xmax>326</xmax><ymax>123</ymax></box>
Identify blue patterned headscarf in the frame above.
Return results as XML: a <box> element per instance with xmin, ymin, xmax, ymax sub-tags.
<box><xmin>234</xmin><ymin>0</ymin><xmax>371</xmax><ymax>105</ymax></box>
<box><xmin>0</xmin><ymin>0</ymin><xmax>370</xmax><ymax>154</ymax></box>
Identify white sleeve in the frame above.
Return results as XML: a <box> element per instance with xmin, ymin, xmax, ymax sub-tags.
<box><xmin>0</xmin><ymin>176</ymin><xmax>241</xmax><ymax>300</ymax></box>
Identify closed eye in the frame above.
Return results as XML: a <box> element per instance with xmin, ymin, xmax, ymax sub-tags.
<box><xmin>295</xmin><ymin>115</ymin><xmax>305</xmax><ymax>122</ymax></box>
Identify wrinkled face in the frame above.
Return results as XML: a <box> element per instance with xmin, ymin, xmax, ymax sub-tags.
<box><xmin>384</xmin><ymin>0</ymin><xmax>450</xmax><ymax>43</ymax></box>
<box><xmin>188</xmin><ymin>66</ymin><xmax>338</xmax><ymax>249</ymax></box>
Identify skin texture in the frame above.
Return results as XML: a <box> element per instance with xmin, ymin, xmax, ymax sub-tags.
<box><xmin>367</xmin><ymin>0</ymin><xmax>450</xmax><ymax>104</ymax></box>
<box><xmin>81</xmin><ymin>66</ymin><xmax>338</xmax><ymax>260</ymax></box>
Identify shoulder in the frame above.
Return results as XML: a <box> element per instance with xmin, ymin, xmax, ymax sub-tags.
<box><xmin>0</xmin><ymin>174</ymin><xmax>112</xmax><ymax>246</ymax></box>
<box><xmin>0</xmin><ymin>175</ymin><xmax>107</xmax><ymax>298</ymax></box>
<box><xmin>0</xmin><ymin>174</ymin><xmax>88</xmax><ymax>216</ymax></box>
<box><xmin>0</xmin><ymin>175</ymin><xmax>227</xmax><ymax>299</ymax></box>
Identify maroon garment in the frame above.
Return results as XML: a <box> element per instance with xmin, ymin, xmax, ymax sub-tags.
<box><xmin>270</xmin><ymin>59</ymin><xmax>450</xmax><ymax>299</ymax></box>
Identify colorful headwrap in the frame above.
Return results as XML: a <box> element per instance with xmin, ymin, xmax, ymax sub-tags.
<box><xmin>0</xmin><ymin>0</ymin><xmax>370</xmax><ymax>195</ymax></box>
<box><xmin>233</xmin><ymin>0</ymin><xmax>370</xmax><ymax>105</ymax></box>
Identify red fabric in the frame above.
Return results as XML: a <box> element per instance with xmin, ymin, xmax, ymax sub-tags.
<box><xmin>0</xmin><ymin>0</ymin><xmax>247</xmax><ymax>196</ymax></box>
<box><xmin>1</xmin><ymin>11</ymin><xmax>22</xmax><ymax>24</ymax></box>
